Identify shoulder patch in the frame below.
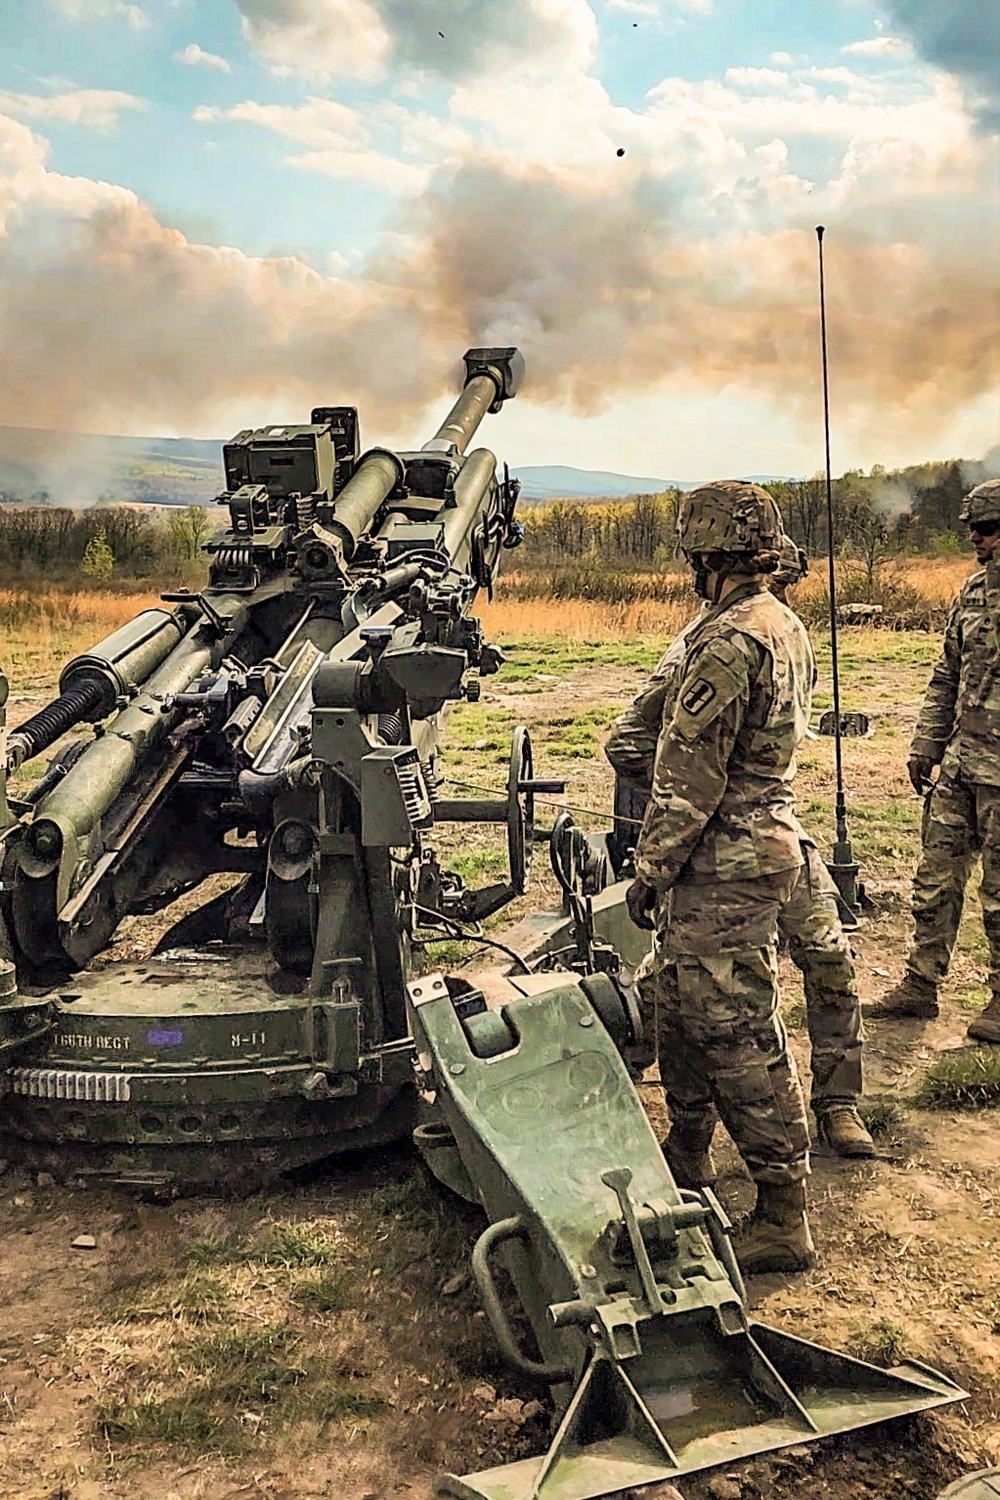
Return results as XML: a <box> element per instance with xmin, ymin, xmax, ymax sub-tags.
<box><xmin>680</xmin><ymin>677</ymin><xmax>718</xmax><ymax>716</ymax></box>
<box><xmin>670</xmin><ymin>635</ymin><xmax>752</xmax><ymax>742</ymax></box>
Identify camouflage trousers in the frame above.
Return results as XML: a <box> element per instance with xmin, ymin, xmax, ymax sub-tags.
<box><xmin>779</xmin><ymin>843</ymin><xmax>863</xmax><ymax>1107</ymax></box>
<box><xmin>642</xmin><ymin>868</ymin><xmax>811</xmax><ymax>1186</ymax></box>
<box><xmin>906</xmin><ymin>776</ymin><xmax>1000</xmax><ymax>992</ymax></box>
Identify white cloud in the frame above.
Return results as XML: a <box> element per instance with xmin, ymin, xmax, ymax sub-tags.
<box><xmin>770</xmin><ymin>51</ymin><xmax>794</xmax><ymax>67</ymax></box>
<box><xmin>606</xmin><ymin>0</ymin><xmax>662</xmax><ymax>17</ymax></box>
<box><xmin>194</xmin><ymin>97</ymin><xmax>431</xmax><ymax>195</ymax></box>
<box><xmin>725</xmin><ymin>67</ymin><xmax>796</xmax><ymax>91</ymax></box>
<box><xmin>843</xmin><ymin>35</ymin><xmax>913</xmax><ymax>58</ymax></box>
<box><xmin>236</xmin><ymin>0</ymin><xmax>390</xmax><ymax>84</ymax></box>
<box><xmin>176</xmin><ymin>43</ymin><xmax>232</xmax><ymax>73</ymax></box>
<box><xmin>49</xmin><ymin>0</ymin><xmax>150</xmax><ymax>29</ymax></box>
<box><xmin>606</xmin><ymin>0</ymin><xmax>710</xmax><ymax>16</ymax></box>
<box><xmin>0</xmin><ymin>89</ymin><xmax>146</xmax><ymax>132</ymax></box>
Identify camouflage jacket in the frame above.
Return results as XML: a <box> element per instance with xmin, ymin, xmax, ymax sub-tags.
<box><xmin>912</xmin><ymin>562</ymin><xmax>1000</xmax><ymax>785</ymax></box>
<box><xmin>605</xmin><ymin>583</ymin><xmax>813</xmax><ymax>890</ymax></box>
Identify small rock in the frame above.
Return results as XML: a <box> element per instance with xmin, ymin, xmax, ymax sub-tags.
<box><xmin>485</xmin><ymin>1398</ymin><xmax>524</xmax><ymax>1423</ymax></box>
<box><xmin>472</xmin><ymin>1384</ymin><xmax>496</xmax><ymax>1403</ymax></box>
<box><xmin>441</xmin><ymin>1271</ymin><xmax>467</xmax><ymax>1296</ymax></box>
<box><xmin>521</xmin><ymin>1399</ymin><xmax>544</xmax><ymax>1421</ymax></box>
<box><xmin>36</xmin><ymin>1172</ymin><xmax>55</xmax><ymax>1188</ymax></box>
<box><xmin>707</xmin><ymin>1479</ymin><xmax>742</xmax><ymax>1500</ymax></box>
<box><xmin>12</xmin><ymin>1195</ymin><xmax>27</xmax><ymax>1208</ymax></box>
<box><xmin>71</xmin><ymin>1234</ymin><xmax>97</xmax><ymax>1250</ymax></box>
<box><xmin>629</xmin><ymin>1484</ymin><xmax>686</xmax><ymax>1500</ymax></box>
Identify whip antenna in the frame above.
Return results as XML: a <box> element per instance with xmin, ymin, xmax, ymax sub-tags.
<box><xmin>816</xmin><ymin>226</ymin><xmax>862</xmax><ymax>920</ymax></box>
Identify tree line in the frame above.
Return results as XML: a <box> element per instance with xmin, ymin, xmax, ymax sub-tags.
<box><xmin>0</xmin><ymin>505</ymin><xmax>214</xmax><ymax>586</ymax></box>
<box><xmin>518</xmin><ymin>457</ymin><xmax>995</xmax><ymax>573</ymax></box>
<box><xmin>0</xmin><ymin>454</ymin><xmax>992</xmax><ymax>593</ymax></box>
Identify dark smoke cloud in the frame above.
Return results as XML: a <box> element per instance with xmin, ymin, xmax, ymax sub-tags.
<box><xmin>234</xmin><ymin>0</ymin><xmax>592</xmax><ymax>84</ymax></box>
<box><xmin>380</xmin><ymin>0</ymin><xmax>592</xmax><ymax>79</ymax></box>
<box><xmin>886</xmin><ymin>0</ymin><xmax>1000</xmax><ymax>131</ymax></box>
<box><xmin>401</xmin><ymin>162</ymin><xmax>999</xmax><ymax>434</ymax></box>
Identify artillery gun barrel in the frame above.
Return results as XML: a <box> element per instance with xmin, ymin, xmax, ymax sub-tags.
<box><xmin>328</xmin><ymin>448</ymin><xmax>404</xmax><ymax>560</ymax></box>
<box><xmin>423</xmin><ymin>346</ymin><xmax>525</xmax><ymax>458</ymax></box>
<box><xmin>423</xmin><ymin>374</ymin><xmax>500</xmax><ymax>458</ymax></box>
<box><xmin>440</xmin><ymin>448</ymin><xmax>498</xmax><ymax>561</ymax></box>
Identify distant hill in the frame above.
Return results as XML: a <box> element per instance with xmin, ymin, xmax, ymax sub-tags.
<box><xmin>0</xmin><ymin>426</ymin><xmax>223</xmax><ymax>508</ymax></box>
<box><xmin>0</xmin><ymin>425</ymin><xmax>792</xmax><ymax>507</ymax></box>
<box><xmin>511</xmin><ymin>465</ymin><xmax>674</xmax><ymax>500</ymax></box>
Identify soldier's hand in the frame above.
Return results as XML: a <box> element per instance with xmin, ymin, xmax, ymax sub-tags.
<box><xmin>907</xmin><ymin>755</ymin><xmax>936</xmax><ymax>795</ymax></box>
<box><xmin>626</xmin><ymin>877</ymin><xmax>657</xmax><ymax>930</ymax></box>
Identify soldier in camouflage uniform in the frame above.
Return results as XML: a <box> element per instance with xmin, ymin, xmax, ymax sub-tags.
<box><xmin>608</xmin><ymin>534</ymin><xmax>873</xmax><ymax>1163</ymax></box>
<box><xmin>768</xmin><ymin>538</ymin><xmax>872</xmax><ymax>1153</ymax></box>
<box><xmin>611</xmin><ymin>481</ymin><xmax>817</xmax><ymax>1275</ymax></box>
<box><xmin>871</xmin><ymin>479</ymin><xmax>1000</xmax><ymax>1042</ymax></box>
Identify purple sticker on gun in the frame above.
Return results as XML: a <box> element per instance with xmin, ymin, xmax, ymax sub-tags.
<box><xmin>147</xmin><ymin>1028</ymin><xmax>184</xmax><ymax>1047</ymax></box>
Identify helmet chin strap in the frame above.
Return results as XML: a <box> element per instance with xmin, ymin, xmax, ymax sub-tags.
<box><xmin>691</xmin><ymin>552</ymin><xmax>740</xmax><ymax>603</ymax></box>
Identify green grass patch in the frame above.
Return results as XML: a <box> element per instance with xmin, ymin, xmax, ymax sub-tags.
<box><xmin>954</xmin><ymin>984</ymin><xmax>991</xmax><ymax>1013</ymax></box>
<box><xmin>96</xmin><ymin>1325</ymin><xmax>382</xmax><ymax>1457</ymax></box>
<box><xmin>850</xmin><ymin>1317</ymin><xmax>908</xmax><ymax>1366</ymax></box>
<box><xmin>291</xmin><ymin>1269</ymin><xmax>357</xmax><ymax>1314</ymax></box>
<box><xmin>97</xmin><ymin>1394</ymin><xmax>221</xmax><ymax>1451</ymax></box>
<box><xmin>184</xmin><ymin>1219</ymin><xmax>342</xmax><ymax>1272</ymax></box>
<box><xmin>917</xmin><ymin>1048</ymin><xmax>1000</xmax><ymax>1109</ymax></box>
<box><xmin>102</xmin><ymin>1270</ymin><xmax>231</xmax><ymax>1323</ymax></box>
<box><xmin>450</xmin><ymin>845</ymin><xmax>507</xmax><ymax>884</ymax></box>
<box><xmin>184</xmin><ymin>1229</ymin><xmax>250</xmax><ymax>1267</ymax></box>
<box><xmin>858</xmin><ymin>1097</ymin><xmax>908</xmax><ymax>1136</ymax></box>
<box><xmin>499</xmin><ymin>639</ymin><xmax>660</xmax><ymax>678</ymax></box>
<box><xmin>259</xmin><ymin>1221</ymin><xmax>343</xmax><ymax>1267</ymax></box>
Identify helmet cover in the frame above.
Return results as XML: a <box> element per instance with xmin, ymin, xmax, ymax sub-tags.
<box><xmin>677</xmin><ymin>479</ymin><xmax>783</xmax><ymax>556</ymax></box>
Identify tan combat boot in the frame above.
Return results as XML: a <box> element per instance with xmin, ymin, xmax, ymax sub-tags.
<box><xmin>865</xmin><ymin>971</ymin><xmax>939</xmax><ymax>1020</ymax></box>
<box><xmin>732</xmin><ymin>1181</ymin><xmax>816</xmax><ymax>1275</ymax></box>
<box><xmin>662</xmin><ymin>1125</ymin><xmax>717</xmax><ymax>1190</ymax></box>
<box><xmin>967</xmin><ymin>996</ymin><xmax>1000</xmax><ymax>1044</ymax></box>
<box><xmin>815</xmin><ymin>1104</ymin><xmax>876</xmax><ymax>1158</ymax></box>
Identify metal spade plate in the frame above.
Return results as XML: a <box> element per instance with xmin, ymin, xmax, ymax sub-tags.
<box><xmin>939</xmin><ymin>1473</ymin><xmax>1000</xmax><ymax>1498</ymax></box>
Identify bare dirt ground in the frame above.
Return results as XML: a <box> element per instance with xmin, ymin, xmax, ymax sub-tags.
<box><xmin>2</xmin><ymin>624</ymin><xmax>999</xmax><ymax>1500</ymax></box>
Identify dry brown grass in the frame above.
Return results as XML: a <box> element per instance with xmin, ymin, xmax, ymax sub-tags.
<box><xmin>793</xmin><ymin>555</ymin><xmax>974</xmax><ymax>609</ymax></box>
<box><xmin>0</xmin><ymin>587</ymin><xmax>160</xmax><ymax>634</ymax></box>
<box><xmin>479</xmin><ymin>593</ymin><xmax>691</xmax><ymax>640</ymax></box>
<box><xmin>487</xmin><ymin>554</ymin><xmax>975</xmax><ymax>640</ymax></box>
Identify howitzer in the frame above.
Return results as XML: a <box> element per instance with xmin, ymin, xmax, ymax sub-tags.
<box><xmin>0</xmin><ymin>346</ymin><xmax>559</xmax><ymax>1189</ymax></box>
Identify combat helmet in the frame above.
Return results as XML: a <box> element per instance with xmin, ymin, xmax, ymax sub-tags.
<box><xmin>677</xmin><ymin>479</ymin><xmax>783</xmax><ymax>557</ymax></box>
<box><xmin>773</xmin><ymin>533</ymin><xmax>808</xmax><ymax>587</ymax></box>
<box><xmin>959</xmin><ymin>479</ymin><xmax>1000</xmax><ymax>527</ymax></box>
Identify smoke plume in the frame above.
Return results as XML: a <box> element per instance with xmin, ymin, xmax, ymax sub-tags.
<box><xmin>0</xmin><ymin>25</ymin><xmax>997</xmax><ymax>459</ymax></box>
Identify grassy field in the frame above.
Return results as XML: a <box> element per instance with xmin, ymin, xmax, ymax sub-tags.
<box><xmin>2</xmin><ymin>570</ymin><xmax>1000</xmax><ymax>1499</ymax></box>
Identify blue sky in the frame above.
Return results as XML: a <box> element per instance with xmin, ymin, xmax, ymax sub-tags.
<box><xmin>0</xmin><ymin>0</ymin><xmax>997</xmax><ymax>479</ymax></box>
